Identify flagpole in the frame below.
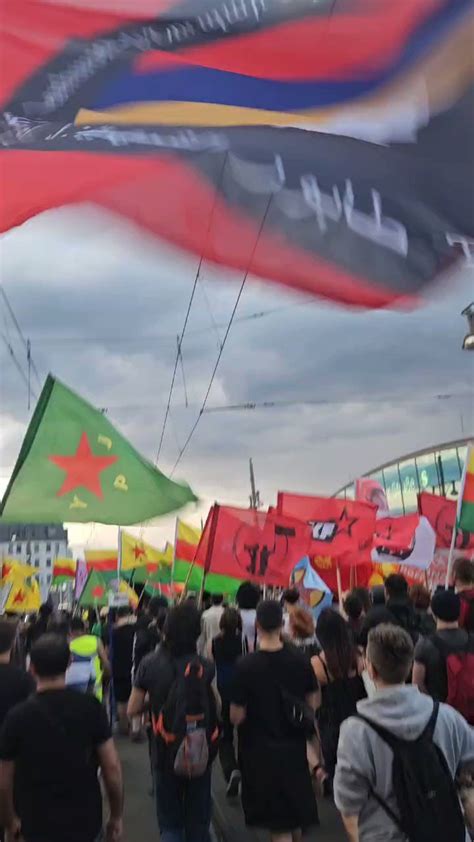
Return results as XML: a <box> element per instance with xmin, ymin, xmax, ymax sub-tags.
<box><xmin>117</xmin><ymin>526</ymin><xmax>122</xmax><ymax>584</ymax></box>
<box><xmin>198</xmin><ymin>505</ymin><xmax>219</xmax><ymax>609</ymax></box>
<box><xmin>444</xmin><ymin>451</ymin><xmax>468</xmax><ymax>589</ymax></box>
<box><xmin>171</xmin><ymin>518</ymin><xmax>179</xmax><ymax>600</ymax></box>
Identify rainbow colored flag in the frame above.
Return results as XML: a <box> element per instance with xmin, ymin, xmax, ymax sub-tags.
<box><xmin>459</xmin><ymin>445</ymin><xmax>474</xmax><ymax>533</ymax></box>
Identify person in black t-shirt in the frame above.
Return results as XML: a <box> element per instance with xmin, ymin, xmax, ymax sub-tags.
<box><xmin>0</xmin><ymin>633</ymin><xmax>123</xmax><ymax>842</ymax></box>
<box><xmin>132</xmin><ymin>596</ymin><xmax>168</xmax><ymax>680</ymax></box>
<box><xmin>413</xmin><ymin>589</ymin><xmax>473</xmax><ymax>703</ymax></box>
<box><xmin>212</xmin><ymin>607</ymin><xmax>246</xmax><ymax>797</ymax></box>
<box><xmin>231</xmin><ymin>600</ymin><xmax>319</xmax><ymax>842</ymax></box>
<box><xmin>111</xmin><ymin>606</ymin><xmax>136</xmax><ymax>736</ymax></box>
<box><xmin>0</xmin><ymin>619</ymin><xmax>35</xmax><ymax>842</ymax></box>
<box><xmin>0</xmin><ymin>619</ymin><xmax>35</xmax><ymax>730</ymax></box>
<box><xmin>128</xmin><ymin>603</ymin><xmax>215</xmax><ymax>842</ymax></box>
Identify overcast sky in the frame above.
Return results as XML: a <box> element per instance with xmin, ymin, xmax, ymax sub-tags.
<box><xmin>1</xmin><ymin>204</ymin><xmax>473</xmax><ymax>554</ymax></box>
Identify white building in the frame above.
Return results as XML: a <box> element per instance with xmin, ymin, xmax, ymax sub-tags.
<box><xmin>0</xmin><ymin>523</ymin><xmax>70</xmax><ymax>602</ymax></box>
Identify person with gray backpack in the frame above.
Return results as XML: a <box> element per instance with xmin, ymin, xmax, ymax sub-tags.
<box><xmin>127</xmin><ymin>603</ymin><xmax>218</xmax><ymax>842</ymax></box>
<box><xmin>334</xmin><ymin>623</ymin><xmax>474</xmax><ymax>842</ymax></box>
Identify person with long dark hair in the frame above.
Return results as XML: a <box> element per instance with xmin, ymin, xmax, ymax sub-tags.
<box><xmin>212</xmin><ymin>607</ymin><xmax>245</xmax><ymax>797</ymax></box>
<box><xmin>312</xmin><ymin>609</ymin><xmax>366</xmax><ymax>789</ymax></box>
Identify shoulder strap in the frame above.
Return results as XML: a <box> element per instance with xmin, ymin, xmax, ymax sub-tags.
<box><xmin>423</xmin><ymin>700</ymin><xmax>439</xmax><ymax>740</ymax></box>
<box><xmin>357</xmin><ymin>701</ymin><xmax>439</xmax><ymax>748</ymax></box>
<box><xmin>353</xmin><ymin>714</ymin><xmax>402</xmax><ymax>830</ymax></box>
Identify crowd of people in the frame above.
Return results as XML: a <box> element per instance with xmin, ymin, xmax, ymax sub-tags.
<box><xmin>0</xmin><ymin>557</ymin><xmax>473</xmax><ymax>842</ymax></box>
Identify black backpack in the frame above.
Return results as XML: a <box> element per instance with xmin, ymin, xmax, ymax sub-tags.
<box><xmin>153</xmin><ymin>656</ymin><xmax>220</xmax><ymax>778</ymax></box>
<box><xmin>357</xmin><ymin>702</ymin><xmax>466</xmax><ymax>842</ymax></box>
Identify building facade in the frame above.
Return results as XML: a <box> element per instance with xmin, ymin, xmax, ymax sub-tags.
<box><xmin>335</xmin><ymin>438</ymin><xmax>470</xmax><ymax>515</ymax></box>
<box><xmin>0</xmin><ymin>523</ymin><xmax>69</xmax><ymax>601</ymax></box>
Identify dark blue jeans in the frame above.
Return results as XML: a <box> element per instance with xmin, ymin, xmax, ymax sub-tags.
<box><xmin>155</xmin><ymin>766</ymin><xmax>212</xmax><ymax>842</ymax></box>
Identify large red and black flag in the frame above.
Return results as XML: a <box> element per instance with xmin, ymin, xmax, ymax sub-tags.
<box><xmin>194</xmin><ymin>504</ymin><xmax>312</xmax><ymax>587</ymax></box>
<box><xmin>277</xmin><ymin>492</ymin><xmax>376</xmax><ymax>563</ymax></box>
<box><xmin>1</xmin><ymin>0</ymin><xmax>473</xmax><ymax>308</ymax></box>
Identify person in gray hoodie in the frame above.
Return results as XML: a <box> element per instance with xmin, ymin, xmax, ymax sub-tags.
<box><xmin>334</xmin><ymin>623</ymin><xmax>474</xmax><ymax>842</ymax></box>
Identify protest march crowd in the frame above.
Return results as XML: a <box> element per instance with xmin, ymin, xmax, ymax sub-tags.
<box><xmin>0</xmin><ymin>558</ymin><xmax>473</xmax><ymax>842</ymax></box>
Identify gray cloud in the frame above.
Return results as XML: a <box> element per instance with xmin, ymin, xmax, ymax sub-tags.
<box><xmin>1</xmin><ymin>205</ymin><xmax>473</xmax><ymax>549</ymax></box>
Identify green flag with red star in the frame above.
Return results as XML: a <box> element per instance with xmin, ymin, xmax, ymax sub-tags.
<box><xmin>0</xmin><ymin>375</ymin><xmax>197</xmax><ymax>525</ymax></box>
<box><xmin>78</xmin><ymin>570</ymin><xmax>109</xmax><ymax>608</ymax></box>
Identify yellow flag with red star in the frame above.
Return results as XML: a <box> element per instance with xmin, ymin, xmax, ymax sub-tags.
<box><xmin>4</xmin><ymin>579</ymin><xmax>41</xmax><ymax>613</ymax></box>
<box><xmin>121</xmin><ymin>532</ymin><xmax>173</xmax><ymax>572</ymax></box>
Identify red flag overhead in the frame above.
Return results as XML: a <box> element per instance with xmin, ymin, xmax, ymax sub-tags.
<box><xmin>194</xmin><ymin>505</ymin><xmax>311</xmax><ymax>587</ymax></box>
<box><xmin>1</xmin><ymin>1</ymin><xmax>472</xmax><ymax>308</ymax></box>
<box><xmin>374</xmin><ymin>514</ymin><xmax>422</xmax><ymax>556</ymax></box>
<box><xmin>418</xmin><ymin>492</ymin><xmax>474</xmax><ymax>550</ymax></box>
<box><xmin>277</xmin><ymin>493</ymin><xmax>376</xmax><ymax>561</ymax></box>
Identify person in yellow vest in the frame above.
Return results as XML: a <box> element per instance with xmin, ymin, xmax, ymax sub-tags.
<box><xmin>67</xmin><ymin>618</ymin><xmax>110</xmax><ymax>701</ymax></box>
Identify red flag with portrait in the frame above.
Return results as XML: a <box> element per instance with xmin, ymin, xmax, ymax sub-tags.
<box><xmin>418</xmin><ymin>492</ymin><xmax>474</xmax><ymax>550</ymax></box>
<box><xmin>194</xmin><ymin>504</ymin><xmax>311</xmax><ymax>587</ymax></box>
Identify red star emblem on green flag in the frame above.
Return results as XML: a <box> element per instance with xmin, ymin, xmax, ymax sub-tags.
<box><xmin>146</xmin><ymin>563</ymin><xmax>158</xmax><ymax>574</ymax></box>
<box><xmin>49</xmin><ymin>432</ymin><xmax>117</xmax><ymax>499</ymax></box>
<box><xmin>92</xmin><ymin>585</ymin><xmax>105</xmax><ymax>599</ymax></box>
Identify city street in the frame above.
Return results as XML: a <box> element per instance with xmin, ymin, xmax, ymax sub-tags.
<box><xmin>119</xmin><ymin>738</ymin><xmax>344</xmax><ymax>841</ymax></box>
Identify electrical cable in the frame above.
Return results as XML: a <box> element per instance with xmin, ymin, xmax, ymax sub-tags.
<box><xmin>0</xmin><ymin>286</ymin><xmax>42</xmax><ymax>386</ymax></box>
<box><xmin>1</xmin><ymin>332</ymin><xmax>37</xmax><ymax>399</ymax></box>
<box><xmin>170</xmin><ymin>195</ymin><xmax>273</xmax><ymax>476</ymax></box>
<box><xmin>154</xmin><ymin>151</ymin><xmax>229</xmax><ymax>465</ymax></box>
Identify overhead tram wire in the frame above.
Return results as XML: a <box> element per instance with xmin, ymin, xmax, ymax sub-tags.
<box><xmin>154</xmin><ymin>151</ymin><xmax>229</xmax><ymax>465</ymax></box>
<box><xmin>0</xmin><ymin>285</ymin><xmax>42</xmax><ymax>387</ymax></box>
<box><xmin>22</xmin><ymin>301</ymin><xmax>313</xmax><ymax>346</ymax></box>
<box><xmin>170</xmin><ymin>195</ymin><xmax>274</xmax><ymax>477</ymax></box>
<box><xmin>1</xmin><ymin>331</ymin><xmax>37</xmax><ymax>399</ymax></box>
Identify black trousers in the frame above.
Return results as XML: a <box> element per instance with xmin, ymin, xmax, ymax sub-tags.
<box><xmin>219</xmin><ymin>699</ymin><xmax>238</xmax><ymax>782</ymax></box>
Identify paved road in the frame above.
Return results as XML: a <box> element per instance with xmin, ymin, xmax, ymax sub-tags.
<box><xmin>119</xmin><ymin>737</ymin><xmax>344</xmax><ymax>841</ymax></box>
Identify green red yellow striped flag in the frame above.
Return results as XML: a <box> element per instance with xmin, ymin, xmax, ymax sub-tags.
<box><xmin>53</xmin><ymin>557</ymin><xmax>76</xmax><ymax>583</ymax></box>
<box><xmin>459</xmin><ymin>445</ymin><xmax>474</xmax><ymax>533</ymax></box>
<box><xmin>173</xmin><ymin>519</ymin><xmax>202</xmax><ymax>587</ymax></box>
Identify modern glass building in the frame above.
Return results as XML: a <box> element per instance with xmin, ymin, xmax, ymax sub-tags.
<box><xmin>335</xmin><ymin>439</ymin><xmax>470</xmax><ymax>516</ymax></box>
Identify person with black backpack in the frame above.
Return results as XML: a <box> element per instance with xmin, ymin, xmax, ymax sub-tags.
<box><xmin>413</xmin><ymin>590</ymin><xmax>474</xmax><ymax>723</ymax></box>
<box><xmin>334</xmin><ymin>623</ymin><xmax>474</xmax><ymax>842</ymax></box>
<box><xmin>127</xmin><ymin>602</ymin><xmax>218</xmax><ymax>842</ymax></box>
